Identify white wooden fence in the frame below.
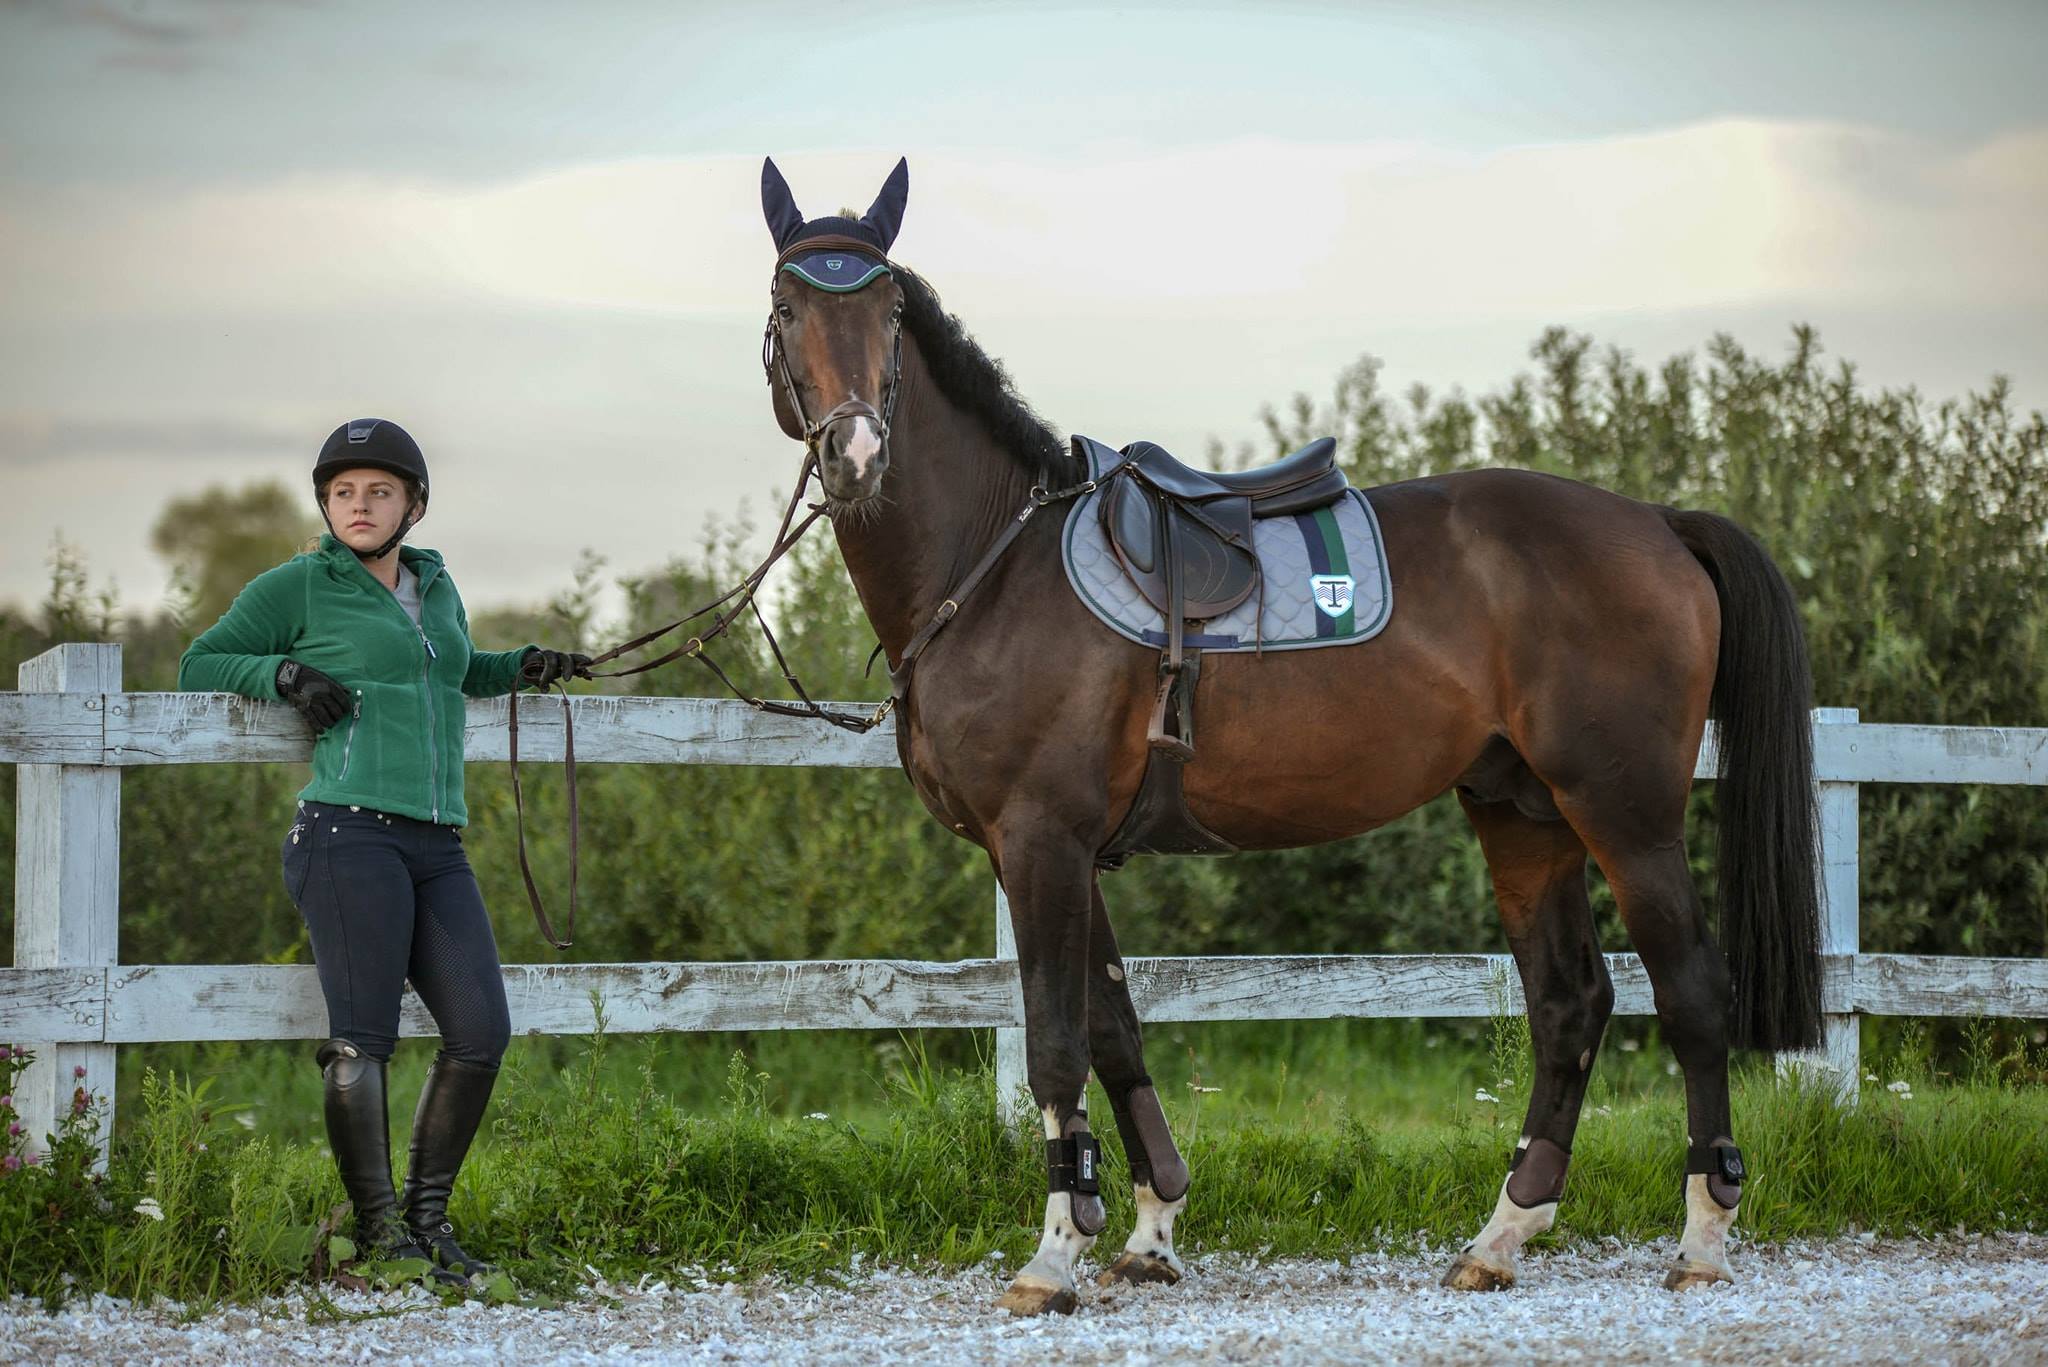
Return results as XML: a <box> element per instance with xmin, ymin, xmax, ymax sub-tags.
<box><xmin>3</xmin><ymin>641</ymin><xmax>2046</xmax><ymax>1156</ymax></box>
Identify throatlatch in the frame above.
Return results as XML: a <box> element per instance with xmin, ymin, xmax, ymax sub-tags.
<box><xmin>1687</xmin><ymin>1140</ymin><xmax>1746</xmax><ymax>1209</ymax></box>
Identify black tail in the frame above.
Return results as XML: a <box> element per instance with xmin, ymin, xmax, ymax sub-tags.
<box><xmin>1664</xmin><ymin>508</ymin><xmax>1823</xmax><ymax>1051</ymax></box>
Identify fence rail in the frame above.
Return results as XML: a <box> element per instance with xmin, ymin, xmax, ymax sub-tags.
<box><xmin>4</xmin><ymin>644</ymin><xmax>2046</xmax><ymax>1156</ymax></box>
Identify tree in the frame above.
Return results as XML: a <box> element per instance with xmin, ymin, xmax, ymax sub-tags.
<box><xmin>150</xmin><ymin>482</ymin><xmax>320</xmax><ymax>629</ymax></box>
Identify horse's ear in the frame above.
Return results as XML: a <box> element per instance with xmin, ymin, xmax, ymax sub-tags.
<box><xmin>861</xmin><ymin>158</ymin><xmax>909</xmax><ymax>254</ymax></box>
<box><xmin>761</xmin><ymin>157</ymin><xmax>805</xmax><ymax>250</ymax></box>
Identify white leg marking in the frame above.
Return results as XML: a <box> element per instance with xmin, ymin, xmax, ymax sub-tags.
<box><xmin>840</xmin><ymin>415</ymin><xmax>881</xmax><ymax>479</ymax></box>
<box><xmin>1119</xmin><ymin>1181</ymin><xmax>1187</xmax><ymax>1276</ymax></box>
<box><xmin>1002</xmin><ymin>1102</ymin><xmax>1095</xmax><ymax>1311</ymax></box>
<box><xmin>1451</xmin><ymin>1175</ymin><xmax>1556</xmax><ymax>1285</ymax></box>
<box><xmin>1670</xmin><ymin>1173</ymin><xmax>1739</xmax><ymax>1286</ymax></box>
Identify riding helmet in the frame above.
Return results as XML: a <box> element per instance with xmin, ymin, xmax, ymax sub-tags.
<box><xmin>313</xmin><ymin>419</ymin><xmax>430</xmax><ymax>509</ymax></box>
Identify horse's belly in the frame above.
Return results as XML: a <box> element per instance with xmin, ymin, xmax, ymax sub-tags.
<box><xmin>1174</xmin><ymin>646</ymin><xmax>1490</xmax><ymax>849</ymax></box>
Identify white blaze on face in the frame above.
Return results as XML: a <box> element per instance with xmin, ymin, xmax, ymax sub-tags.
<box><xmin>839</xmin><ymin>412</ymin><xmax>882</xmax><ymax>480</ymax></box>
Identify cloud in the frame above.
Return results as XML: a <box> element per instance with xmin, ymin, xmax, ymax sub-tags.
<box><xmin>7</xmin><ymin>0</ymin><xmax>260</xmax><ymax>76</ymax></box>
<box><xmin>0</xmin><ymin>413</ymin><xmax>302</xmax><ymax>465</ymax></box>
<box><xmin>4</xmin><ymin>121</ymin><xmax>2043</xmax><ymax>334</ymax></box>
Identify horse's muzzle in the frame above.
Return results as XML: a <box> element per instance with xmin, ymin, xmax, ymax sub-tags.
<box><xmin>818</xmin><ymin>413</ymin><xmax>889</xmax><ymax>502</ymax></box>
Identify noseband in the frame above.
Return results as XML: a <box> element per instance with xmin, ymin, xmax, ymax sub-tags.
<box><xmin>761</xmin><ymin>235</ymin><xmax>905</xmax><ymax>455</ymax></box>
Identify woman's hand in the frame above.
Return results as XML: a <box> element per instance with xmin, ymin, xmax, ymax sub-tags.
<box><xmin>520</xmin><ymin>648</ymin><xmax>594</xmax><ymax>690</ymax></box>
<box><xmin>274</xmin><ymin>659</ymin><xmax>352</xmax><ymax>733</ymax></box>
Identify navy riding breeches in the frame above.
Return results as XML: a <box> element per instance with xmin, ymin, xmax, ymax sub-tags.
<box><xmin>281</xmin><ymin>803</ymin><xmax>510</xmax><ymax>1068</ymax></box>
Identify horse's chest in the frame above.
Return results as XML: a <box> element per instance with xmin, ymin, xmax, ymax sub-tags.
<box><xmin>894</xmin><ymin>707</ymin><xmax>994</xmax><ymax>843</ymax></box>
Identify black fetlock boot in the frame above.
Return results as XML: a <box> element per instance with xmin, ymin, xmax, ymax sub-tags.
<box><xmin>399</xmin><ymin>1053</ymin><xmax>500</xmax><ymax>1280</ymax></box>
<box><xmin>319</xmin><ymin>1040</ymin><xmax>465</xmax><ymax>1287</ymax></box>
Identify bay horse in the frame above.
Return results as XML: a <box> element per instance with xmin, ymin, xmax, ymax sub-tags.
<box><xmin>753</xmin><ymin>157</ymin><xmax>1821</xmax><ymax>1314</ymax></box>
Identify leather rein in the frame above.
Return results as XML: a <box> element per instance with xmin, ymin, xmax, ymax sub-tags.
<box><xmin>506</xmin><ymin>245</ymin><xmax>1101</xmax><ymax>949</ymax></box>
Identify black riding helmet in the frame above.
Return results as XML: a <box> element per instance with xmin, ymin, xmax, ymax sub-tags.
<box><xmin>313</xmin><ymin>418</ymin><xmax>428</xmax><ymax>561</ymax></box>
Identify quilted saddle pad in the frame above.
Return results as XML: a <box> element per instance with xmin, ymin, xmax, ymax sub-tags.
<box><xmin>1060</xmin><ymin>438</ymin><xmax>1394</xmax><ymax>652</ymax></box>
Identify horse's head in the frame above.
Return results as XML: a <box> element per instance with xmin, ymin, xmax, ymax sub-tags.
<box><xmin>760</xmin><ymin>157</ymin><xmax>910</xmax><ymax>505</ymax></box>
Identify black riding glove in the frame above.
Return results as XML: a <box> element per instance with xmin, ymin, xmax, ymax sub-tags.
<box><xmin>274</xmin><ymin>659</ymin><xmax>352</xmax><ymax>734</ymax></box>
<box><xmin>520</xmin><ymin>648</ymin><xmax>593</xmax><ymax>690</ymax></box>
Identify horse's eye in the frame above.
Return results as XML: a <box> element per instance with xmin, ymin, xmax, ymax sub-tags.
<box><xmin>775</xmin><ymin>301</ymin><xmax>795</xmax><ymax>322</ymax></box>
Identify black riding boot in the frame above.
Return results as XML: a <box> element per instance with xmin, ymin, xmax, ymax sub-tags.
<box><xmin>318</xmin><ymin>1040</ymin><xmax>464</xmax><ymax>1286</ymax></box>
<box><xmin>399</xmin><ymin>1053</ymin><xmax>500</xmax><ymax>1279</ymax></box>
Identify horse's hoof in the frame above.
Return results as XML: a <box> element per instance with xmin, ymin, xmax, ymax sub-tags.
<box><xmin>1097</xmin><ymin>1252</ymin><xmax>1182</xmax><ymax>1288</ymax></box>
<box><xmin>997</xmin><ymin>1276</ymin><xmax>1079</xmax><ymax>1316</ymax></box>
<box><xmin>1441</xmin><ymin>1251</ymin><xmax>1516</xmax><ymax>1292</ymax></box>
<box><xmin>1662</xmin><ymin>1260</ymin><xmax>1734</xmax><ymax>1293</ymax></box>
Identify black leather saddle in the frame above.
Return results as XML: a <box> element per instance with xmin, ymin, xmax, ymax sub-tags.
<box><xmin>1096</xmin><ymin>436</ymin><xmax>1345</xmax><ymax>759</ymax></box>
<box><xmin>1103</xmin><ymin>437</ymin><xmax>1344</xmax><ymax>630</ymax></box>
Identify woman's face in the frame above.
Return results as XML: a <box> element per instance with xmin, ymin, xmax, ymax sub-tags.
<box><xmin>324</xmin><ymin>466</ymin><xmax>416</xmax><ymax>555</ymax></box>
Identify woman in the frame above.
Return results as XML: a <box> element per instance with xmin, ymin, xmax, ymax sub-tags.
<box><xmin>179</xmin><ymin>418</ymin><xmax>589</xmax><ymax>1283</ymax></box>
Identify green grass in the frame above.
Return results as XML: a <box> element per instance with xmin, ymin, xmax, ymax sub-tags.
<box><xmin>4</xmin><ymin>1018</ymin><xmax>2045</xmax><ymax>1307</ymax></box>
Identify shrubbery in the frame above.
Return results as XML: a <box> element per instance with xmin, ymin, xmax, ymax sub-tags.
<box><xmin>1</xmin><ymin>326</ymin><xmax>2042</xmax><ymax>1024</ymax></box>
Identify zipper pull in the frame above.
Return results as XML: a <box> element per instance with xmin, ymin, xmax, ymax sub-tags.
<box><xmin>354</xmin><ymin>690</ymin><xmax>363</xmax><ymax>718</ymax></box>
<box><xmin>419</xmin><ymin>628</ymin><xmax>438</xmax><ymax>660</ymax></box>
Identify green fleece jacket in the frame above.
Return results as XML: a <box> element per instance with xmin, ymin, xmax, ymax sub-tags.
<box><xmin>178</xmin><ymin>535</ymin><xmax>534</xmax><ymax>826</ymax></box>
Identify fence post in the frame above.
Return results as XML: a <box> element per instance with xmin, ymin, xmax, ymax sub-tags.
<box><xmin>13</xmin><ymin>643</ymin><xmax>121</xmax><ymax>1164</ymax></box>
<box><xmin>993</xmin><ymin>882</ymin><xmax>1029</xmax><ymax>1124</ymax></box>
<box><xmin>1782</xmin><ymin>707</ymin><xmax>1860</xmax><ymax>1102</ymax></box>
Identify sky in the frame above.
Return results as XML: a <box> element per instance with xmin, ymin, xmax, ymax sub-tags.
<box><xmin>2</xmin><ymin>0</ymin><xmax>2044</xmax><ymax>619</ymax></box>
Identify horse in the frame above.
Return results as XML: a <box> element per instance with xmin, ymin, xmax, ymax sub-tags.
<box><xmin>751</xmin><ymin>156</ymin><xmax>1821</xmax><ymax>1315</ymax></box>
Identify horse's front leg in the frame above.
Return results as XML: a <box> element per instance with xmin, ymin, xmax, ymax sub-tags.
<box><xmin>1084</xmin><ymin>879</ymin><xmax>1190</xmax><ymax>1290</ymax></box>
<box><xmin>992</xmin><ymin>829</ymin><xmax>1102</xmax><ymax>1317</ymax></box>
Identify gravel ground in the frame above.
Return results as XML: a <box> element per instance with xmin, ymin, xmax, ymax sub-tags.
<box><xmin>7</xmin><ymin>1235</ymin><xmax>2045</xmax><ymax>1366</ymax></box>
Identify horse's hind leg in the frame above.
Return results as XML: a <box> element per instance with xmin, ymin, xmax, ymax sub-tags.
<box><xmin>1443</xmin><ymin>792</ymin><xmax>1613</xmax><ymax>1292</ymax></box>
<box><xmin>1579</xmin><ymin>835</ymin><xmax>1744</xmax><ymax>1291</ymax></box>
<box><xmin>1083</xmin><ymin>879</ymin><xmax>1191</xmax><ymax>1290</ymax></box>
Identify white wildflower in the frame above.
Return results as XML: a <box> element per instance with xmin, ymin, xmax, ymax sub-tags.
<box><xmin>133</xmin><ymin>1197</ymin><xmax>165</xmax><ymax>1222</ymax></box>
<box><xmin>1474</xmin><ymin>1089</ymin><xmax>1500</xmax><ymax>1104</ymax></box>
<box><xmin>1189</xmin><ymin>1085</ymin><xmax>1222</xmax><ymax>1095</ymax></box>
<box><xmin>1594</xmin><ymin>1104</ymin><xmax>1613</xmax><ymax>1118</ymax></box>
<box><xmin>235</xmin><ymin>1112</ymin><xmax>257</xmax><ymax>1130</ymax></box>
<box><xmin>805</xmin><ymin>1112</ymin><xmax>829</xmax><ymax>1121</ymax></box>
<box><xmin>1863</xmin><ymin>1073</ymin><xmax>1879</xmax><ymax>1083</ymax></box>
<box><xmin>1887</xmin><ymin>1080</ymin><xmax>1913</xmax><ymax>1098</ymax></box>
<box><xmin>1619</xmin><ymin>1039</ymin><xmax>1640</xmax><ymax>1052</ymax></box>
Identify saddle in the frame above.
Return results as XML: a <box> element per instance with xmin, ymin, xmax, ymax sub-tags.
<box><xmin>1096</xmin><ymin>436</ymin><xmax>1346</xmax><ymax>760</ymax></box>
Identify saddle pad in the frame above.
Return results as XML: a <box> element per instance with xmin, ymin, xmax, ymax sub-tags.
<box><xmin>1061</xmin><ymin>441</ymin><xmax>1394</xmax><ymax>652</ymax></box>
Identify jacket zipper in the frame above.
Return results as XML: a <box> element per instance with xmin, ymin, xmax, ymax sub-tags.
<box><xmin>418</xmin><ymin>625</ymin><xmax>439</xmax><ymax>822</ymax></box>
<box><xmin>337</xmin><ymin>692</ymin><xmax>363</xmax><ymax>781</ymax></box>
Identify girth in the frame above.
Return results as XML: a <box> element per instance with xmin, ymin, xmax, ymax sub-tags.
<box><xmin>1083</xmin><ymin>433</ymin><xmax>1346</xmax><ymax>869</ymax></box>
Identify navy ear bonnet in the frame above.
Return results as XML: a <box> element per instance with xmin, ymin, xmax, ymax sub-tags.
<box><xmin>761</xmin><ymin>156</ymin><xmax>908</xmax><ymax>293</ymax></box>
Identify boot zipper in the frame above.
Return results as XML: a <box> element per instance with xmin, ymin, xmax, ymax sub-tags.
<box><xmin>337</xmin><ymin>692</ymin><xmax>363</xmax><ymax>781</ymax></box>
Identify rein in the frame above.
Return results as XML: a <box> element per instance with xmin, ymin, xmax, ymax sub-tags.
<box><xmin>506</xmin><ymin>256</ymin><xmax>1098</xmax><ymax>951</ymax></box>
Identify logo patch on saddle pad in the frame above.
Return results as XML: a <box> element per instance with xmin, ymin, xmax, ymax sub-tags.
<box><xmin>1310</xmin><ymin>574</ymin><xmax>1354</xmax><ymax>618</ymax></box>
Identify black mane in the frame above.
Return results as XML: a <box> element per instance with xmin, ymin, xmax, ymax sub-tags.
<box><xmin>895</xmin><ymin>265</ymin><xmax>1076</xmax><ymax>480</ymax></box>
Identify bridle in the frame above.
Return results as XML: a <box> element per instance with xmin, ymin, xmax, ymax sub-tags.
<box><xmin>507</xmin><ymin>243</ymin><xmax>1098</xmax><ymax>951</ymax></box>
<box><xmin>760</xmin><ymin>234</ymin><xmax>905</xmax><ymax>459</ymax></box>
